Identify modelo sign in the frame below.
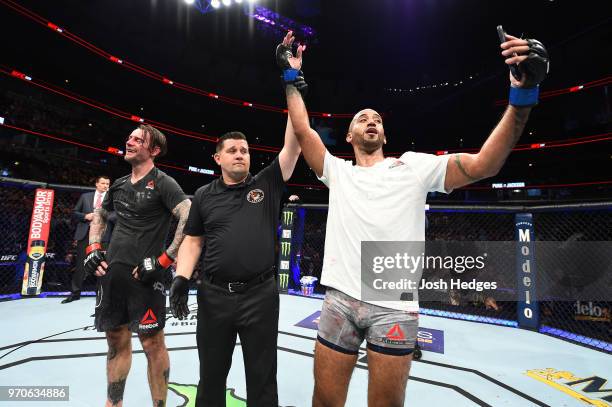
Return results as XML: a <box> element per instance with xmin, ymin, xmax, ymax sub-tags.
<box><xmin>515</xmin><ymin>213</ymin><xmax>539</xmax><ymax>329</ymax></box>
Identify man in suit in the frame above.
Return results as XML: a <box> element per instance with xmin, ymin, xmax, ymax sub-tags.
<box><xmin>62</xmin><ymin>175</ymin><xmax>113</xmax><ymax>303</ymax></box>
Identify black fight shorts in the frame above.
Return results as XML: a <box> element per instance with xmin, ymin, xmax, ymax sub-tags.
<box><xmin>94</xmin><ymin>263</ymin><xmax>166</xmax><ymax>334</ymax></box>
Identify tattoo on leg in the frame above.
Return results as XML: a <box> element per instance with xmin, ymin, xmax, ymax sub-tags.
<box><xmin>107</xmin><ymin>344</ymin><xmax>117</xmax><ymax>361</ymax></box>
<box><xmin>163</xmin><ymin>368</ymin><xmax>170</xmax><ymax>384</ymax></box>
<box><xmin>154</xmin><ymin>400</ymin><xmax>165</xmax><ymax>407</ymax></box>
<box><xmin>107</xmin><ymin>378</ymin><xmax>127</xmax><ymax>406</ymax></box>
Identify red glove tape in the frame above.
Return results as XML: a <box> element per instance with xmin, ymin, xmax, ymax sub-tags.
<box><xmin>158</xmin><ymin>252</ymin><xmax>174</xmax><ymax>269</ymax></box>
<box><xmin>86</xmin><ymin>243</ymin><xmax>102</xmax><ymax>254</ymax></box>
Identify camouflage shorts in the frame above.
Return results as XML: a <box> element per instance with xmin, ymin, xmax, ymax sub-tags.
<box><xmin>317</xmin><ymin>288</ymin><xmax>418</xmax><ymax>356</ymax></box>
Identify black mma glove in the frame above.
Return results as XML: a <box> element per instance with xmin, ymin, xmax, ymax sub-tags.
<box><xmin>84</xmin><ymin>243</ymin><xmax>105</xmax><ymax>275</ymax></box>
<box><xmin>170</xmin><ymin>275</ymin><xmax>190</xmax><ymax>320</ymax></box>
<box><xmin>508</xmin><ymin>37</ymin><xmax>549</xmax><ymax>107</ymax></box>
<box><xmin>518</xmin><ymin>38</ymin><xmax>549</xmax><ymax>89</ymax></box>
<box><xmin>276</xmin><ymin>43</ymin><xmax>308</xmax><ymax>97</ymax></box>
<box><xmin>292</xmin><ymin>71</ymin><xmax>309</xmax><ymax>97</ymax></box>
<box><xmin>136</xmin><ymin>252</ymin><xmax>173</xmax><ymax>284</ymax></box>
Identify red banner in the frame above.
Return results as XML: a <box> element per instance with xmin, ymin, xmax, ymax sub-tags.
<box><xmin>21</xmin><ymin>188</ymin><xmax>55</xmax><ymax>296</ymax></box>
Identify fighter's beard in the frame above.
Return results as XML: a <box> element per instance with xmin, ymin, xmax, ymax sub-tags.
<box><xmin>358</xmin><ymin>137</ymin><xmax>384</xmax><ymax>154</ymax></box>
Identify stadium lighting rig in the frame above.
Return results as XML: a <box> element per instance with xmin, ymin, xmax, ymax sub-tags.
<box><xmin>189</xmin><ymin>0</ymin><xmax>316</xmax><ymax>42</ymax></box>
<box><xmin>192</xmin><ymin>0</ymin><xmax>255</xmax><ymax>12</ymax></box>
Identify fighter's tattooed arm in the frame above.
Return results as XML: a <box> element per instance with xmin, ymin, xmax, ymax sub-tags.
<box><xmin>166</xmin><ymin>199</ymin><xmax>191</xmax><ymax>259</ymax></box>
<box><xmin>89</xmin><ymin>208</ymin><xmax>109</xmax><ymax>244</ymax></box>
<box><xmin>453</xmin><ymin>154</ymin><xmax>480</xmax><ymax>183</ymax></box>
<box><xmin>107</xmin><ymin>377</ymin><xmax>127</xmax><ymax>406</ymax></box>
<box><xmin>444</xmin><ymin>105</ymin><xmax>531</xmax><ymax>191</ymax></box>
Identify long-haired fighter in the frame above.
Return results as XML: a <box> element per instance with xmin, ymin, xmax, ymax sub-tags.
<box><xmin>85</xmin><ymin>124</ymin><xmax>191</xmax><ymax>406</ymax></box>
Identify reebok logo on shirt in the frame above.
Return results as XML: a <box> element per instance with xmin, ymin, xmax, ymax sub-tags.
<box><xmin>388</xmin><ymin>160</ymin><xmax>406</xmax><ymax>169</ymax></box>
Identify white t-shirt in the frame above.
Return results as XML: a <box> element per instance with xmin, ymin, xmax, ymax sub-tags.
<box><xmin>318</xmin><ymin>150</ymin><xmax>450</xmax><ymax>311</ymax></box>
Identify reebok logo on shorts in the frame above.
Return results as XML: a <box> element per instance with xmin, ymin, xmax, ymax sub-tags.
<box><xmin>139</xmin><ymin>308</ymin><xmax>159</xmax><ymax>330</ymax></box>
<box><xmin>386</xmin><ymin>324</ymin><xmax>405</xmax><ymax>340</ymax></box>
<box><xmin>383</xmin><ymin>324</ymin><xmax>408</xmax><ymax>345</ymax></box>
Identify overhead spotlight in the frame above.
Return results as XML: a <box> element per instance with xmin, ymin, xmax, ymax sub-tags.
<box><xmin>247</xmin><ymin>0</ymin><xmax>257</xmax><ymax>3</ymax></box>
<box><xmin>184</xmin><ymin>0</ymin><xmax>195</xmax><ymax>4</ymax></box>
<box><xmin>211</xmin><ymin>0</ymin><xmax>221</xmax><ymax>8</ymax></box>
<box><xmin>235</xmin><ymin>0</ymin><xmax>242</xmax><ymax>3</ymax></box>
<box><xmin>222</xmin><ymin>0</ymin><xmax>231</xmax><ymax>5</ymax></box>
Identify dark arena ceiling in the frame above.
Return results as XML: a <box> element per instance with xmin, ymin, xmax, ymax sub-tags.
<box><xmin>0</xmin><ymin>0</ymin><xmax>610</xmax><ymax>199</ymax></box>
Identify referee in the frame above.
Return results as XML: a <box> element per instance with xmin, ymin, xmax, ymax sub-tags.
<box><xmin>171</xmin><ymin>116</ymin><xmax>301</xmax><ymax>406</ymax></box>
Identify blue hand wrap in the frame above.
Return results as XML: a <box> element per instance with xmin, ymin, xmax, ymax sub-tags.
<box><xmin>509</xmin><ymin>86</ymin><xmax>539</xmax><ymax>107</ymax></box>
<box><xmin>283</xmin><ymin>69</ymin><xmax>299</xmax><ymax>83</ymax></box>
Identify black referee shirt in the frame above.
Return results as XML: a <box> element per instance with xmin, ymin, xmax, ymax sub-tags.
<box><xmin>184</xmin><ymin>157</ymin><xmax>285</xmax><ymax>281</ymax></box>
